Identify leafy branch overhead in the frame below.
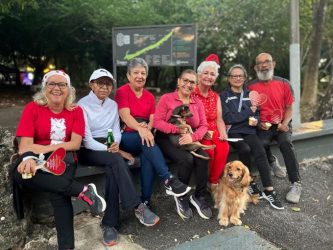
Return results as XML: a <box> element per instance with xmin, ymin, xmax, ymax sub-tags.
<box><xmin>0</xmin><ymin>0</ymin><xmax>332</xmax><ymax>121</ymax></box>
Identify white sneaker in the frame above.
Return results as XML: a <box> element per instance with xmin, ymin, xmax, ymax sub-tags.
<box><xmin>286</xmin><ymin>182</ymin><xmax>302</xmax><ymax>203</ymax></box>
<box><xmin>270</xmin><ymin>156</ymin><xmax>286</xmax><ymax>178</ymax></box>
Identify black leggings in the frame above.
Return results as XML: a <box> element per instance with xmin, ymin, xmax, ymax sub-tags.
<box><xmin>78</xmin><ymin>148</ymin><xmax>141</xmax><ymax>229</ymax></box>
<box><xmin>13</xmin><ymin>153</ymin><xmax>83</xmax><ymax>250</ymax></box>
<box><xmin>228</xmin><ymin>133</ymin><xmax>273</xmax><ymax>188</ymax></box>
<box><xmin>155</xmin><ymin>131</ymin><xmax>209</xmax><ymax>198</ymax></box>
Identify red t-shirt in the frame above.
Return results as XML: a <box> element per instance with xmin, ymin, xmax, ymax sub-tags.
<box><xmin>16</xmin><ymin>102</ymin><xmax>85</xmax><ymax>145</ymax></box>
<box><xmin>247</xmin><ymin>77</ymin><xmax>294</xmax><ymax>123</ymax></box>
<box><xmin>114</xmin><ymin>83</ymin><xmax>155</xmax><ymax>132</ymax></box>
<box><xmin>192</xmin><ymin>87</ymin><xmax>218</xmax><ymax>132</ymax></box>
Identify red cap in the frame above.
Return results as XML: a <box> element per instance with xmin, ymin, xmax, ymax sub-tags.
<box><xmin>205</xmin><ymin>54</ymin><xmax>220</xmax><ymax>66</ymax></box>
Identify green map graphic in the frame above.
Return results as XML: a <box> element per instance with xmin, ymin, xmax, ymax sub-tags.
<box><xmin>124</xmin><ymin>29</ymin><xmax>174</xmax><ymax>60</ymax></box>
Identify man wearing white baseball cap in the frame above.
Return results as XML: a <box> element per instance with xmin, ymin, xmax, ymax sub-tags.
<box><xmin>78</xmin><ymin>69</ymin><xmax>160</xmax><ymax>246</ymax></box>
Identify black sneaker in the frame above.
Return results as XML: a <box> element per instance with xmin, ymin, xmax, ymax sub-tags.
<box><xmin>101</xmin><ymin>225</ymin><xmax>118</xmax><ymax>246</ymax></box>
<box><xmin>262</xmin><ymin>190</ymin><xmax>284</xmax><ymax>210</ymax></box>
<box><xmin>174</xmin><ymin>195</ymin><xmax>193</xmax><ymax>219</ymax></box>
<box><xmin>189</xmin><ymin>195</ymin><xmax>212</xmax><ymax>219</ymax></box>
<box><xmin>165</xmin><ymin>176</ymin><xmax>191</xmax><ymax>197</ymax></box>
<box><xmin>248</xmin><ymin>182</ymin><xmax>263</xmax><ymax>199</ymax></box>
<box><xmin>81</xmin><ymin>183</ymin><xmax>106</xmax><ymax>215</ymax></box>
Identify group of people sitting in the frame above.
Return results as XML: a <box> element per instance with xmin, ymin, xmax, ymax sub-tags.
<box><xmin>14</xmin><ymin>52</ymin><xmax>302</xmax><ymax>249</ymax></box>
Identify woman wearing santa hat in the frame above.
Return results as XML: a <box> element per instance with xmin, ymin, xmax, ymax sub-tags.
<box><xmin>191</xmin><ymin>54</ymin><xmax>229</xmax><ymax>191</ymax></box>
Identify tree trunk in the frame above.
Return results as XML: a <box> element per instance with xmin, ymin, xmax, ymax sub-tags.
<box><xmin>316</xmin><ymin>45</ymin><xmax>333</xmax><ymax>120</ymax></box>
<box><xmin>301</xmin><ymin>0</ymin><xmax>328</xmax><ymax>121</ymax></box>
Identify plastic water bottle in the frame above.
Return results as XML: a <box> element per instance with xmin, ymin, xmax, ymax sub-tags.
<box><xmin>107</xmin><ymin>129</ymin><xmax>114</xmax><ymax>148</ymax></box>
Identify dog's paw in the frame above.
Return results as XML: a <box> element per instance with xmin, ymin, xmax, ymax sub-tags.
<box><xmin>250</xmin><ymin>195</ymin><xmax>260</xmax><ymax>204</ymax></box>
<box><xmin>230</xmin><ymin>217</ymin><xmax>242</xmax><ymax>226</ymax></box>
<box><xmin>219</xmin><ymin>218</ymin><xmax>229</xmax><ymax>226</ymax></box>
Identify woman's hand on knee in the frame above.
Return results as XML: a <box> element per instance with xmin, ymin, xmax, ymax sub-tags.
<box><xmin>18</xmin><ymin>158</ymin><xmax>37</xmax><ymax>176</ymax></box>
<box><xmin>138</xmin><ymin>127</ymin><xmax>155</xmax><ymax>147</ymax></box>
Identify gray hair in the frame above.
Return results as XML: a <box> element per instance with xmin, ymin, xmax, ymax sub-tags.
<box><xmin>197</xmin><ymin>61</ymin><xmax>220</xmax><ymax>76</ymax></box>
<box><xmin>33</xmin><ymin>85</ymin><xmax>76</xmax><ymax>110</ymax></box>
<box><xmin>127</xmin><ymin>57</ymin><xmax>148</xmax><ymax>75</ymax></box>
<box><xmin>227</xmin><ymin>64</ymin><xmax>248</xmax><ymax>78</ymax></box>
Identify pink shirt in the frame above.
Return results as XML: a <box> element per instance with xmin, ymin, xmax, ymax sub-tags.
<box><xmin>154</xmin><ymin>91</ymin><xmax>208</xmax><ymax>142</ymax></box>
<box><xmin>115</xmin><ymin>83</ymin><xmax>155</xmax><ymax>132</ymax></box>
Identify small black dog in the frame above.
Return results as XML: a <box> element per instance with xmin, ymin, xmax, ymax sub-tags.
<box><xmin>168</xmin><ymin>104</ymin><xmax>215</xmax><ymax>160</ymax></box>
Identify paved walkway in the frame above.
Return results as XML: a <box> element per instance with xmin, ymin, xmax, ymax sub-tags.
<box><xmin>67</xmin><ymin>214</ymin><xmax>278</xmax><ymax>250</ymax></box>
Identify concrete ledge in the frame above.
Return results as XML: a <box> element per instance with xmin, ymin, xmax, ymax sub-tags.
<box><xmin>75</xmin><ymin>118</ymin><xmax>333</xmax><ymax>178</ymax></box>
<box><xmin>293</xmin><ymin>119</ymin><xmax>333</xmax><ymax>140</ymax></box>
<box><xmin>33</xmin><ymin>119</ymin><xmax>333</xmax><ymax>217</ymax></box>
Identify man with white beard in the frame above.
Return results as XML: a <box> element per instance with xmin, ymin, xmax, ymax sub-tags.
<box><xmin>247</xmin><ymin>52</ymin><xmax>302</xmax><ymax>204</ymax></box>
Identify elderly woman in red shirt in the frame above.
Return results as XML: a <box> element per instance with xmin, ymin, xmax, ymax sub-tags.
<box><xmin>192</xmin><ymin>54</ymin><xmax>229</xmax><ymax>190</ymax></box>
<box><xmin>154</xmin><ymin>69</ymin><xmax>212</xmax><ymax>221</ymax></box>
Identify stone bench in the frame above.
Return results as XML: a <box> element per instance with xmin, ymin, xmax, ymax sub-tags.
<box><xmin>26</xmin><ymin>118</ymin><xmax>333</xmax><ymax>219</ymax></box>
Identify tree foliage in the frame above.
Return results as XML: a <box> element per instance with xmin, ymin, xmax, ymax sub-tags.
<box><xmin>0</xmin><ymin>0</ymin><xmax>332</xmax><ymax>120</ymax></box>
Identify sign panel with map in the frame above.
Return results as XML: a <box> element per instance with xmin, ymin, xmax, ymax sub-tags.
<box><xmin>112</xmin><ymin>24</ymin><xmax>197</xmax><ymax>66</ymax></box>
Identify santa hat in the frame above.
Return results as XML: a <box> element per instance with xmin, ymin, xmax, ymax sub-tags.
<box><xmin>205</xmin><ymin>53</ymin><xmax>220</xmax><ymax>66</ymax></box>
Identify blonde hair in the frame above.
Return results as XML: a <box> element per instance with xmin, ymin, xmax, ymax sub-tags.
<box><xmin>33</xmin><ymin>85</ymin><xmax>76</xmax><ymax>110</ymax></box>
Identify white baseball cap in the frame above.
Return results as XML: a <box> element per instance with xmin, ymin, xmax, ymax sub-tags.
<box><xmin>89</xmin><ymin>69</ymin><xmax>115</xmax><ymax>83</ymax></box>
<box><xmin>42</xmin><ymin>70</ymin><xmax>71</xmax><ymax>87</ymax></box>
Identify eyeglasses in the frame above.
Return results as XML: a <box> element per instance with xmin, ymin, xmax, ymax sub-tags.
<box><xmin>229</xmin><ymin>75</ymin><xmax>245</xmax><ymax>80</ymax></box>
<box><xmin>256</xmin><ymin>60</ymin><xmax>273</xmax><ymax>66</ymax></box>
<box><xmin>181</xmin><ymin>78</ymin><xmax>196</xmax><ymax>85</ymax></box>
<box><xmin>46</xmin><ymin>82</ymin><xmax>68</xmax><ymax>89</ymax></box>
<box><xmin>94</xmin><ymin>82</ymin><xmax>112</xmax><ymax>89</ymax></box>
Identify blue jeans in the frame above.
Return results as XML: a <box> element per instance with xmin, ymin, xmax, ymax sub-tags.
<box><xmin>120</xmin><ymin>131</ymin><xmax>171</xmax><ymax>202</ymax></box>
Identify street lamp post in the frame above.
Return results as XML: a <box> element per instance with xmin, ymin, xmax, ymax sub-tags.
<box><xmin>290</xmin><ymin>0</ymin><xmax>301</xmax><ymax>127</ymax></box>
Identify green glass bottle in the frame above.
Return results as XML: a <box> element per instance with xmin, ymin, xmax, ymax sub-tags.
<box><xmin>107</xmin><ymin>129</ymin><xmax>114</xmax><ymax>148</ymax></box>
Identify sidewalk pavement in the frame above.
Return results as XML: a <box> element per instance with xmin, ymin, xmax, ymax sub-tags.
<box><xmin>67</xmin><ymin>214</ymin><xmax>278</xmax><ymax>250</ymax></box>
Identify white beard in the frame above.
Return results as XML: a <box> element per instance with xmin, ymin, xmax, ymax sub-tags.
<box><xmin>256</xmin><ymin>68</ymin><xmax>274</xmax><ymax>81</ymax></box>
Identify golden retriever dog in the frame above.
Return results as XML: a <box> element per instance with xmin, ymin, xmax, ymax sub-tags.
<box><xmin>212</xmin><ymin>161</ymin><xmax>259</xmax><ymax>226</ymax></box>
